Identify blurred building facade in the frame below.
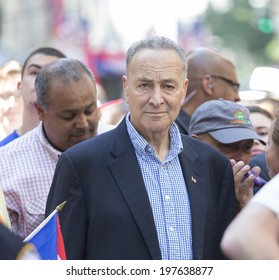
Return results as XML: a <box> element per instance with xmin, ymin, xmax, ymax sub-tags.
<box><xmin>1</xmin><ymin>0</ymin><xmax>279</xmax><ymax>103</ymax></box>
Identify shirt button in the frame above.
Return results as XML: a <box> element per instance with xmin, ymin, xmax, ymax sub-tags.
<box><xmin>169</xmin><ymin>226</ymin><xmax>175</xmax><ymax>232</ymax></box>
<box><xmin>165</xmin><ymin>195</ymin><xmax>170</xmax><ymax>200</ymax></box>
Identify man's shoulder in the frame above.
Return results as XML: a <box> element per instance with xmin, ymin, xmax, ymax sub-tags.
<box><xmin>0</xmin><ymin>130</ymin><xmax>20</xmax><ymax>147</ymax></box>
<box><xmin>0</xmin><ymin>128</ymin><xmax>39</xmax><ymax>155</ymax></box>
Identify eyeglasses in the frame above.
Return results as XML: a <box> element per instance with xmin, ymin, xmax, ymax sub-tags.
<box><xmin>210</xmin><ymin>74</ymin><xmax>240</xmax><ymax>92</ymax></box>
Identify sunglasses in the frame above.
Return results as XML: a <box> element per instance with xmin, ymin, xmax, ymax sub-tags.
<box><xmin>210</xmin><ymin>74</ymin><xmax>240</xmax><ymax>92</ymax></box>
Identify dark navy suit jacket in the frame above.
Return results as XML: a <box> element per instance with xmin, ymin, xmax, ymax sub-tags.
<box><xmin>175</xmin><ymin>110</ymin><xmax>191</xmax><ymax>135</ymax></box>
<box><xmin>46</xmin><ymin>118</ymin><xmax>237</xmax><ymax>260</ymax></box>
<box><xmin>249</xmin><ymin>152</ymin><xmax>270</xmax><ymax>194</ymax></box>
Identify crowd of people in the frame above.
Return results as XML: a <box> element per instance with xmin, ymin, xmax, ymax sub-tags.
<box><xmin>0</xmin><ymin>36</ymin><xmax>278</xmax><ymax>260</ymax></box>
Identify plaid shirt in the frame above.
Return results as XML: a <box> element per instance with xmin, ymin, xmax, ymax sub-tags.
<box><xmin>0</xmin><ymin>121</ymin><xmax>114</xmax><ymax>239</ymax></box>
<box><xmin>126</xmin><ymin>114</ymin><xmax>193</xmax><ymax>260</ymax></box>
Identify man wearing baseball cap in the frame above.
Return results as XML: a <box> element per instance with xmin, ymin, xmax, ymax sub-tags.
<box><xmin>189</xmin><ymin>98</ymin><xmax>266</xmax><ymax>209</ymax></box>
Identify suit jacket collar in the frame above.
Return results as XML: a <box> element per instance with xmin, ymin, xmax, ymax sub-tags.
<box><xmin>175</xmin><ymin>110</ymin><xmax>191</xmax><ymax>135</ymax></box>
<box><xmin>109</xmin><ymin>119</ymin><xmax>161</xmax><ymax>259</ymax></box>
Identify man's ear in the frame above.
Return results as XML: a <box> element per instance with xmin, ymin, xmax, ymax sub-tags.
<box><xmin>201</xmin><ymin>74</ymin><xmax>214</xmax><ymax>96</ymax></box>
<box><xmin>122</xmin><ymin>75</ymin><xmax>129</xmax><ymax>104</ymax></box>
<box><xmin>180</xmin><ymin>79</ymin><xmax>188</xmax><ymax>105</ymax></box>
<box><xmin>34</xmin><ymin>101</ymin><xmax>46</xmax><ymax>121</ymax></box>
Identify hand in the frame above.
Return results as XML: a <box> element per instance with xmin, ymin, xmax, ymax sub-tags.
<box><xmin>230</xmin><ymin>159</ymin><xmax>261</xmax><ymax>212</ymax></box>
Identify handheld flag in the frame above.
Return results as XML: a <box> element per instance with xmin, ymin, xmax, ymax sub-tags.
<box><xmin>24</xmin><ymin>201</ymin><xmax>66</xmax><ymax>260</ymax></box>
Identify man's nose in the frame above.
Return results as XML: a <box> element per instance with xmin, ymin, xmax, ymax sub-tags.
<box><xmin>76</xmin><ymin>114</ymin><xmax>89</xmax><ymax>129</ymax></box>
<box><xmin>149</xmin><ymin>86</ymin><xmax>163</xmax><ymax>106</ymax></box>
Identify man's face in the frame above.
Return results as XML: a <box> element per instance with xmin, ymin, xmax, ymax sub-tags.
<box><xmin>36</xmin><ymin>74</ymin><xmax>101</xmax><ymax>152</ymax></box>
<box><xmin>19</xmin><ymin>54</ymin><xmax>62</xmax><ymax>108</ymax></box>
<box><xmin>0</xmin><ymin>71</ymin><xmax>23</xmax><ymax>133</ymax></box>
<box><xmin>122</xmin><ymin>49</ymin><xmax>187</xmax><ymax>140</ymax></box>
<box><xmin>209</xmin><ymin>63</ymin><xmax>241</xmax><ymax>102</ymax></box>
<box><xmin>197</xmin><ymin>133</ymin><xmax>253</xmax><ymax>165</ymax></box>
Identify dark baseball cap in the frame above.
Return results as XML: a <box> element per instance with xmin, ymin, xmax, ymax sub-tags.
<box><xmin>189</xmin><ymin>98</ymin><xmax>266</xmax><ymax>145</ymax></box>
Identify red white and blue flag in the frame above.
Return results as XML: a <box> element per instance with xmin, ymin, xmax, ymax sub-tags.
<box><xmin>24</xmin><ymin>202</ymin><xmax>66</xmax><ymax>260</ymax></box>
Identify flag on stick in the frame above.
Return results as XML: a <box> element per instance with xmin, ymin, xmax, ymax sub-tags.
<box><xmin>24</xmin><ymin>201</ymin><xmax>66</xmax><ymax>260</ymax></box>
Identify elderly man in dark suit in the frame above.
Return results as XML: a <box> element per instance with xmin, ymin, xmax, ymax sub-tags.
<box><xmin>46</xmin><ymin>36</ymin><xmax>238</xmax><ymax>260</ymax></box>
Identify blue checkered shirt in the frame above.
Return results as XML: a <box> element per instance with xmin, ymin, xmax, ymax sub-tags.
<box><xmin>126</xmin><ymin>114</ymin><xmax>193</xmax><ymax>260</ymax></box>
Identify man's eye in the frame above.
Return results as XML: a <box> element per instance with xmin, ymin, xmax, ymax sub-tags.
<box><xmin>140</xmin><ymin>83</ymin><xmax>149</xmax><ymax>89</ymax></box>
<box><xmin>62</xmin><ymin>115</ymin><xmax>74</xmax><ymax>121</ymax></box>
<box><xmin>165</xmin><ymin>84</ymin><xmax>174</xmax><ymax>90</ymax></box>
<box><xmin>85</xmin><ymin>110</ymin><xmax>94</xmax><ymax>115</ymax></box>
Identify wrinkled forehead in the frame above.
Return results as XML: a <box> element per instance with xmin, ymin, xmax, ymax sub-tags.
<box><xmin>130</xmin><ymin>49</ymin><xmax>183</xmax><ymax>66</ymax></box>
<box><xmin>127</xmin><ymin>49</ymin><xmax>185</xmax><ymax>79</ymax></box>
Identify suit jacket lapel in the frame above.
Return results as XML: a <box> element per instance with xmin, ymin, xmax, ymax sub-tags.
<box><xmin>109</xmin><ymin>121</ymin><xmax>161</xmax><ymax>259</ymax></box>
<box><xmin>179</xmin><ymin>139</ymin><xmax>208</xmax><ymax>260</ymax></box>
<box><xmin>108</xmin><ymin>121</ymin><xmax>208</xmax><ymax>260</ymax></box>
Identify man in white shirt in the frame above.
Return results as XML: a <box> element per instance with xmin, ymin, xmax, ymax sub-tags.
<box><xmin>0</xmin><ymin>47</ymin><xmax>66</xmax><ymax>146</ymax></box>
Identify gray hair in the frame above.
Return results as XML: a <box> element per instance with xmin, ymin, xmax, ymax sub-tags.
<box><xmin>126</xmin><ymin>36</ymin><xmax>188</xmax><ymax>78</ymax></box>
<box><xmin>35</xmin><ymin>58</ymin><xmax>96</xmax><ymax>109</ymax></box>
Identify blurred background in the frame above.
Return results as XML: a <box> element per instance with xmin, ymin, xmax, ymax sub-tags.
<box><xmin>0</xmin><ymin>0</ymin><xmax>279</xmax><ymax>112</ymax></box>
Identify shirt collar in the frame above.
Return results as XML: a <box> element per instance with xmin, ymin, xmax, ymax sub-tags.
<box><xmin>126</xmin><ymin>113</ymin><xmax>183</xmax><ymax>159</ymax></box>
<box><xmin>36</xmin><ymin>122</ymin><xmax>62</xmax><ymax>158</ymax></box>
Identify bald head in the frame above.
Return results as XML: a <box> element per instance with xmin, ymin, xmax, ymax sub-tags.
<box><xmin>180</xmin><ymin>47</ymin><xmax>240</xmax><ymax>117</ymax></box>
<box><xmin>186</xmin><ymin>47</ymin><xmax>236</xmax><ymax>94</ymax></box>
<box><xmin>175</xmin><ymin>47</ymin><xmax>240</xmax><ymax>134</ymax></box>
